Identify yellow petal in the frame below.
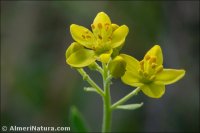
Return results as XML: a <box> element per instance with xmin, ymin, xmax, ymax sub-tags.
<box><xmin>66</xmin><ymin>42</ymin><xmax>83</xmax><ymax>59</ymax></box>
<box><xmin>121</xmin><ymin>71</ymin><xmax>143</xmax><ymax>87</ymax></box>
<box><xmin>70</xmin><ymin>24</ymin><xmax>95</xmax><ymax>49</ymax></box>
<box><xmin>145</xmin><ymin>45</ymin><xmax>163</xmax><ymax>65</ymax></box>
<box><xmin>155</xmin><ymin>69</ymin><xmax>185</xmax><ymax>85</ymax></box>
<box><xmin>120</xmin><ymin>54</ymin><xmax>140</xmax><ymax>72</ymax></box>
<box><xmin>66</xmin><ymin>48</ymin><xmax>96</xmax><ymax>68</ymax></box>
<box><xmin>111</xmin><ymin>25</ymin><xmax>129</xmax><ymax>48</ymax></box>
<box><xmin>93</xmin><ymin>12</ymin><xmax>111</xmax><ymax>25</ymax></box>
<box><xmin>140</xmin><ymin>82</ymin><xmax>165</xmax><ymax>98</ymax></box>
<box><xmin>111</xmin><ymin>24</ymin><xmax>119</xmax><ymax>31</ymax></box>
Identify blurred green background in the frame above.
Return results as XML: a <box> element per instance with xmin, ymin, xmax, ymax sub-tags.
<box><xmin>1</xmin><ymin>1</ymin><xmax>199</xmax><ymax>132</ymax></box>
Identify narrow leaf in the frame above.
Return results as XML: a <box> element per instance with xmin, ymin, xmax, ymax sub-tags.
<box><xmin>116</xmin><ymin>103</ymin><xmax>143</xmax><ymax>110</ymax></box>
<box><xmin>84</xmin><ymin>87</ymin><xmax>97</xmax><ymax>92</ymax></box>
<box><xmin>69</xmin><ymin>106</ymin><xmax>89</xmax><ymax>132</ymax></box>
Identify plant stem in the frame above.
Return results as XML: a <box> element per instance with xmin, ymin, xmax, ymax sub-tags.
<box><xmin>77</xmin><ymin>68</ymin><xmax>104</xmax><ymax>97</ymax></box>
<box><xmin>94</xmin><ymin>62</ymin><xmax>103</xmax><ymax>74</ymax></box>
<box><xmin>102</xmin><ymin>63</ymin><xmax>112</xmax><ymax>133</ymax></box>
<box><xmin>111</xmin><ymin>87</ymin><xmax>141</xmax><ymax>110</ymax></box>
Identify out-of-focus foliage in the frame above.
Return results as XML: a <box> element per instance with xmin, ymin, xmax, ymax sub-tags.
<box><xmin>1</xmin><ymin>1</ymin><xmax>199</xmax><ymax>132</ymax></box>
<box><xmin>69</xmin><ymin>106</ymin><xmax>89</xmax><ymax>132</ymax></box>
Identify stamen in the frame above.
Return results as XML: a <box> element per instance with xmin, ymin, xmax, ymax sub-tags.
<box><xmin>86</xmin><ymin>35</ymin><xmax>91</xmax><ymax>39</ymax></box>
<box><xmin>145</xmin><ymin>55</ymin><xmax>150</xmax><ymax>60</ymax></box>
<box><xmin>98</xmin><ymin>35</ymin><xmax>102</xmax><ymax>40</ymax></box>
<box><xmin>82</xmin><ymin>35</ymin><xmax>85</xmax><ymax>39</ymax></box>
<box><xmin>149</xmin><ymin>57</ymin><xmax>157</xmax><ymax>63</ymax></box>
<box><xmin>149</xmin><ymin>75</ymin><xmax>156</xmax><ymax>80</ymax></box>
<box><xmin>140</xmin><ymin>60</ymin><xmax>144</xmax><ymax>70</ymax></box>
<box><xmin>98</xmin><ymin>23</ymin><xmax>102</xmax><ymax>29</ymax></box>
<box><xmin>105</xmin><ymin>23</ymin><xmax>110</xmax><ymax>31</ymax></box>
<box><xmin>156</xmin><ymin>66</ymin><xmax>163</xmax><ymax>73</ymax></box>
<box><xmin>91</xmin><ymin>24</ymin><xmax>95</xmax><ymax>29</ymax></box>
<box><xmin>151</xmin><ymin>63</ymin><xmax>157</xmax><ymax>69</ymax></box>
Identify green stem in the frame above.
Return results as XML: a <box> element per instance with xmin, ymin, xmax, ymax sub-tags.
<box><xmin>111</xmin><ymin>87</ymin><xmax>141</xmax><ymax>110</ymax></box>
<box><xmin>102</xmin><ymin>63</ymin><xmax>112</xmax><ymax>133</ymax></box>
<box><xmin>77</xmin><ymin>68</ymin><xmax>104</xmax><ymax>97</ymax></box>
<box><xmin>94</xmin><ymin>62</ymin><xmax>103</xmax><ymax>74</ymax></box>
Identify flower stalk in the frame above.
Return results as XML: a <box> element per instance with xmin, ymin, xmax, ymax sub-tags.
<box><xmin>102</xmin><ymin>63</ymin><xmax>112</xmax><ymax>132</ymax></box>
<box><xmin>77</xmin><ymin>68</ymin><xmax>104</xmax><ymax>97</ymax></box>
<box><xmin>111</xmin><ymin>87</ymin><xmax>141</xmax><ymax>110</ymax></box>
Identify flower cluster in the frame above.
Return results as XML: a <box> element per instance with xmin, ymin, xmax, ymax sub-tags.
<box><xmin>120</xmin><ymin>45</ymin><xmax>185</xmax><ymax>98</ymax></box>
<box><xmin>65</xmin><ymin>12</ymin><xmax>185</xmax><ymax>98</ymax></box>
<box><xmin>66</xmin><ymin>12</ymin><xmax>128</xmax><ymax>67</ymax></box>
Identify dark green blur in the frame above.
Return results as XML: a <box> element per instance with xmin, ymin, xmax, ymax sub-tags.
<box><xmin>1</xmin><ymin>1</ymin><xmax>199</xmax><ymax>132</ymax></box>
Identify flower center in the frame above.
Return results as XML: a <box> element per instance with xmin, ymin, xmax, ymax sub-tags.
<box><xmin>138</xmin><ymin>55</ymin><xmax>163</xmax><ymax>84</ymax></box>
<box><xmin>91</xmin><ymin>23</ymin><xmax>113</xmax><ymax>55</ymax></box>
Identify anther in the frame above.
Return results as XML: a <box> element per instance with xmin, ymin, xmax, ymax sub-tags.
<box><xmin>151</xmin><ymin>63</ymin><xmax>157</xmax><ymax>69</ymax></box>
<box><xmin>149</xmin><ymin>75</ymin><xmax>156</xmax><ymax>80</ymax></box>
<box><xmin>105</xmin><ymin>23</ymin><xmax>110</xmax><ymax>31</ymax></box>
<box><xmin>140</xmin><ymin>61</ymin><xmax>144</xmax><ymax>70</ymax></box>
<box><xmin>86</xmin><ymin>35</ymin><xmax>91</xmax><ymax>39</ymax></box>
<box><xmin>156</xmin><ymin>66</ymin><xmax>163</xmax><ymax>73</ymax></box>
<box><xmin>145</xmin><ymin>55</ymin><xmax>150</xmax><ymax>60</ymax></box>
<box><xmin>82</xmin><ymin>35</ymin><xmax>85</xmax><ymax>39</ymax></box>
<box><xmin>140</xmin><ymin>60</ymin><xmax>144</xmax><ymax>66</ymax></box>
<box><xmin>98</xmin><ymin>23</ymin><xmax>102</xmax><ymax>29</ymax></box>
<box><xmin>98</xmin><ymin>35</ymin><xmax>102</xmax><ymax>40</ymax></box>
<box><xmin>91</xmin><ymin>24</ymin><xmax>95</xmax><ymax>29</ymax></box>
<box><xmin>149</xmin><ymin>57</ymin><xmax>157</xmax><ymax>63</ymax></box>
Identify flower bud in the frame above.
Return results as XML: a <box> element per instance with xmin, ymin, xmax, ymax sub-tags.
<box><xmin>99</xmin><ymin>53</ymin><xmax>111</xmax><ymax>63</ymax></box>
<box><xmin>88</xmin><ymin>62</ymin><xmax>98</xmax><ymax>70</ymax></box>
<box><xmin>108</xmin><ymin>56</ymin><xmax>126</xmax><ymax>78</ymax></box>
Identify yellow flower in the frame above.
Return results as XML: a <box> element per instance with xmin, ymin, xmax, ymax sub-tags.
<box><xmin>121</xmin><ymin>45</ymin><xmax>185</xmax><ymax>98</ymax></box>
<box><xmin>66</xmin><ymin>12</ymin><xmax>129</xmax><ymax>67</ymax></box>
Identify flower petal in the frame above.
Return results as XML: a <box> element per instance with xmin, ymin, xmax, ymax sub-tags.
<box><xmin>121</xmin><ymin>71</ymin><xmax>143</xmax><ymax>87</ymax></box>
<box><xmin>70</xmin><ymin>24</ymin><xmax>95</xmax><ymax>49</ymax></box>
<box><xmin>93</xmin><ymin>12</ymin><xmax>111</xmax><ymax>25</ymax></box>
<box><xmin>120</xmin><ymin>54</ymin><xmax>140</xmax><ymax>72</ymax></box>
<box><xmin>145</xmin><ymin>45</ymin><xmax>163</xmax><ymax>65</ymax></box>
<box><xmin>140</xmin><ymin>82</ymin><xmax>165</xmax><ymax>98</ymax></box>
<box><xmin>111</xmin><ymin>25</ymin><xmax>129</xmax><ymax>48</ymax></box>
<box><xmin>155</xmin><ymin>69</ymin><xmax>185</xmax><ymax>85</ymax></box>
<box><xmin>66</xmin><ymin>48</ymin><xmax>96</xmax><ymax>68</ymax></box>
<box><xmin>111</xmin><ymin>24</ymin><xmax>119</xmax><ymax>31</ymax></box>
<box><xmin>66</xmin><ymin>42</ymin><xmax>83</xmax><ymax>59</ymax></box>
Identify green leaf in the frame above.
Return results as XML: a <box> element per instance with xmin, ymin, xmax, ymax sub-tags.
<box><xmin>69</xmin><ymin>106</ymin><xmax>89</xmax><ymax>132</ymax></box>
<box><xmin>116</xmin><ymin>103</ymin><xmax>143</xmax><ymax>110</ymax></box>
